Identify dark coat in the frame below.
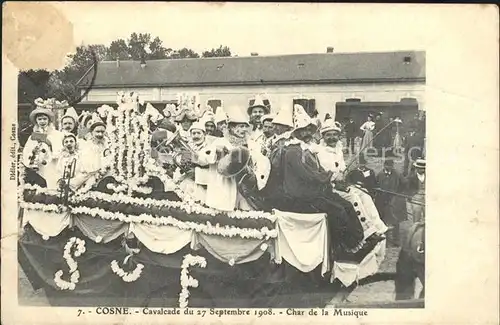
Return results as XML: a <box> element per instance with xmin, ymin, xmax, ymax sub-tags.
<box><xmin>347</xmin><ymin>167</ymin><xmax>378</xmax><ymax>195</ymax></box>
<box><xmin>375</xmin><ymin>169</ymin><xmax>408</xmax><ymax>225</ymax></box>
<box><xmin>344</xmin><ymin>121</ymin><xmax>357</xmax><ymax>137</ymax></box>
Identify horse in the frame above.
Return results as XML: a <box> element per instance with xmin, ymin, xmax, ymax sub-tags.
<box><xmin>395</xmin><ymin>220</ymin><xmax>425</xmax><ymax>300</ymax></box>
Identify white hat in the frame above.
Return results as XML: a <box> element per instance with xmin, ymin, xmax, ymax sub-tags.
<box><xmin>227</xmin><ymin>107</ymin><xmax>250</xmax><ymax>125</ymax></box>
<box><xmin>273</xmin><ymin>104</ymin><xmax>293</xmax><ymax>127</ymax></box>
<box><xmin>62</xmin><ymin>107</ymin><xmax>79</xmax><ymax>123</ymax></box>
<box><xmin>200</xmin><ymin>110</ymin><xmax>215</xmax><ymax>124</ymax></box>
<box><xmin>248</xmin><ymin>95</ymin><xmax>271</xmax><ymax>115</ymax></box>
<box><xmin>260</xmin><ymin>114</ymin><xmax>275</xmax><ymax>123</ymax></box>
<box><xmin>292</xmin><ymin>104</ymin><xmax>315</xmax><ymax>131</ymax></box>
<box><xmin>189</xmin><ymin>121</ymin><xmax>206</xmax><ymax>133</ymax></box>
<box><xmin>88</xmin><ymin>113</ymin><xmax>106</xmax><ymax>131</ymax></box>
<box><xmin>320</xmin><ymin>119</ymin><xmax>341</xmax><ymax>135</ymax></box>
<box><xmin>214</xmin><ymin>106</ymin><xmax>228</xmax><ymax>124</ymax></box>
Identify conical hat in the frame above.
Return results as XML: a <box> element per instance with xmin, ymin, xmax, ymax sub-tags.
<box><xmin>62</xmin><ymin>107</ymin><xmax>79</xmax><ymax>123</ymax></box>
<box><xmin>320</xmin><ymin>119</ymin><xmax>341</xmax><ymax>134</ymax></box>
<box><xmin>189</xmin><ymin>121</ymin><xmax>206</xmax><ymax>133</ymax></box>
<box><xmin>227</xmin><ymin>106</ymin><xmax>250</xmax><ymax>125</ymax></box>
<box><xmin>292</xmin><ymin>104</ymin><xmax>315</xmax><ymax>130</ymax></box>
<box><xmin>273</xmin><ymin>104</ymin><xmax>293</xmax><ymax>127</ymax></box>
<box><xmin>200</xmin><ymin>110</ymin><xmax>215</xmax><ymax>124</ymax></box>
<box><xmin>214</xmin><ymin>106</ymin><xmax>228</xmax><ymax>124</ymax></box>
<box><xmin>88</xmin><ymin>113</ymin><xmax>106</xmax><ymax>131</ymax></box>
<box><xmin>248</xmin><ymin>95</ymin><xmax>271</xmax><ymax>115</ymax></box>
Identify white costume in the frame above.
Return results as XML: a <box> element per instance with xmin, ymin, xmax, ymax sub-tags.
<box><xmin>22</xmin><ymin>125</ymin><xmax>64</xmax><ymax>189</ymax></box>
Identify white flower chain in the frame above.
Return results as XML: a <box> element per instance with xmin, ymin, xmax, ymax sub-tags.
<box><xmin>179</xmin><ymin>254</ymin><xmax>207</xmax><ymax>308</ymax></box>
<box><xmin>110</xmin><ymin>259</ymin><xmax>144</xmax><ymax>282</ymax></box>
<box><xmin>54</xmin><ymin>237</ymin><xmax>86</xmax><ymax>290</ymax></box>
<box><xmin>70</xmin><ymin>190</ymin><xmax>275</xmax><ymax>222</ymax></box>
<box><xmin>70</xmin><ymin>205</ymin><xmax>277</xmax><ymax>240</ymax></box>
<box><xmin>21</xmin><ymin>202</ymin><xmax>67</xmax><ymax>213</ymax></box>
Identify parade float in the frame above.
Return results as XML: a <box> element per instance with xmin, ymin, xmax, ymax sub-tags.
<box><xmin>18</xmin><ymin>93</ymin><xmax>392</xmax><ymax>308</ymax></box>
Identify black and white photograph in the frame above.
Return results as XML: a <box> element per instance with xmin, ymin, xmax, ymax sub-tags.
<box><xmin>2</xmin><ymin>3</ymin><xmax>498</xmax><ymax>324</ymax></box>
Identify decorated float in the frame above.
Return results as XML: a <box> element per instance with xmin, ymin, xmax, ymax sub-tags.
<box><xmin>18</xmin><ymin>92</ymin><xmax>393</xmax><ymax>308</ymax></box>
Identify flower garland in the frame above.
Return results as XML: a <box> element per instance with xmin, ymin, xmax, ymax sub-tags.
<box><xmin>54</xmin><ymin>237</ymin><xmax>86</xmax><ymax>290</ymax></box>
<box><xmin>116</xmin><ymin>108</ymin><xmax>126</xmax><ymax>181</ymax></box>
<box><xmin>70</xmin><ymin>190</ymin><xmax>275</xmax><ymax>223</ymax></box>
<box><xmin>125</xmin><ymin>106</ymin><xmax>133</xmax><ymax>184</ymax></box>
<box><xmin>21</xmin><ymin>202</ymin><xmax>67</xmax><ymax>213</ymax></box>
<box><xmin>70</xmin><ymin>206</ymin><xmax>277</xmax><ymax>240</ymax></box>
<box><xmin>179</xmin><ymin>254</ymin><xmax>207</xmax><ymax>308</ymax></box>
<box><xmin>110</xmin><ymin>259</ymin><xmax>144</xmax><ymax>282</ymax></box>
<box><xmin>106</xmin><ymin>183</ymin><xmax>128</xmax><ymax>193</ymax></box>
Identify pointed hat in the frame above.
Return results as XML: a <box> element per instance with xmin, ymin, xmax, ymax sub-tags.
<box><xmin>88</xmin><ymin>113</ymin><xmax>106</xmax><ymax>131</ymax></box>
<box><xmin>292</xmin><ymin>104</ymin><xmax>316</xmax><ymax>131</ymax></box>
<box><xmin>62</xmin><ymin>107</ymin><xmax>79</xmax><ymax>123</ymax></box>
<box><xmin>273</xmin><ymin>104</ymin><xmax>294</xmax><ymax>127</ymax></box>
<box><xmin>227</xmin><ymin>106</ymin><xmax>250</xmax><ymax>125</ymax></box>
<box><xmin>214</xmin><ymin>106</ymin><xmax>228</xmax><ymax>124</ymax></box>
<box><xmin>248</xmin><ymin>95</ymin><xmax>271</xmax><ymax>115</ymax></box>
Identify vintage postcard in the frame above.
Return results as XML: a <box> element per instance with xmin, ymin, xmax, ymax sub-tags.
<box><xmin>2</xmin><ymin>3</ymin><xmax>499</xmax><ymax>324</ymax></box>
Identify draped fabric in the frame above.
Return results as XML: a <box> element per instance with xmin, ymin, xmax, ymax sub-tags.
<box><xmin>129</xmin><ymin>223</ymin><xmax>193</xmax><ymax>255</ymax></box>
<box><xmin>274</xmin><ymin>210</ymin><xmax>330</xmax><ymax>275</ymax></box>
<box><xmin>72</xmin><ymin>215</ymin><xmax>128</xmax><ymax>243</ymax></box>
<box><xmin>191</xmin><ymin>233</ymin><xmax>268</xmax><ymax>264</ymax></box>
<box><xmin>23</xmin><ymin>210</ymin><xmax>71</xmax><ymax>238</ymax></box>
<box><xmin>331</xmin><ymin>240</ymin><xmax>386</xmax><ymax>287</ymax></box>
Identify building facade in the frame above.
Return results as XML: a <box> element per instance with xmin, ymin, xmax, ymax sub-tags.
<box><xmin>77</xmin><ymin>50</ymin><xmax>426</xmax><ymax>123</ymax></box>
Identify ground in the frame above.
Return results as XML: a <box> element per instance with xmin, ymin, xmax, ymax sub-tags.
<box><xmin>18</xmin><ymin>147</ymin><xmax>421</xmax><ymax>307</ymax></box>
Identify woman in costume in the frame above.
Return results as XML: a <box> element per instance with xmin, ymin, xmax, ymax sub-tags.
<box><xmin>174</xmin><ymin>109</ymin><xmax>198</xmax><ymax>143</ymax></box>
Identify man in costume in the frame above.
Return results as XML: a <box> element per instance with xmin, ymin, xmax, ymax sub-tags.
<box><xmin>247</xmin><ymin>95</ymin><xmax>271</xmax><ymax>145</ymax></box>
<box><xmin>203</xmin><ymin>108</ymin><xmax>270</xmax><ymax>211</ymax></box>
<box><xmin>214</xmin><ymin>106</ymin><xmax>228</xmax><ymax>137</ymax></box>
<box><xmin>263</xmin><ymin>104</ymin><xmax>365</xmax><ymax>255</ymax></box>
<box><xmin>22</xmin><ymin>102</ymin><xmax>64</xmax><ymax>189</ymax></box>
<box><xmin>174</xmin><ymin>109</ymin><xmax>198</xmax><ymax>142</ymax></box>
<box><xmin>80</xmin><ymin>115</ymin><xmax>111</xmax><ymax>174</ymax></box>
<box><xmin>60</xmin><ymin>107</ymin><xmax>79</xmax><ymax>136</ymax></box>
<box><xmin>315</xmin><ymin>120</ymin><xmax>388</xmax><ymax>241</ymax></box>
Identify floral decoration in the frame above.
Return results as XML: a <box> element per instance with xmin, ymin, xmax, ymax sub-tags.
<box><xmin>179</xmin><ymin>254</ymin><xmax>207</xmax><ymax>308</ymax></box>
<box><xmin>54</xmin><ymin>237</ymin><xmax>86</xmax><ymax>290</ymax></box>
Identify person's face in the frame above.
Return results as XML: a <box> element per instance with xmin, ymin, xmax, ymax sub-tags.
<box><xmin>367</xmin><ymin>116</ymin><xmax>373</xmax><ymax>122</ymax></box>
<box><xmin>181</xmin><ymin>119</ymin><xmax>193</xmax><ymax>131</ymax></box>
<box><xmin>205</xmin><ymin>122</ymin><xmax>216</xmax><ymax>135</ymax></box>
<box><xmin>416</xmin><ymin>168</ymin><xmax>425</xmax><ymax>175</ymax></box>
<box><xmin>190</xmin><ymin>129</ymin><xmax>205</xmax><ymax>145</ymax></box>
<box><xmin>217</xmin><ymin>121</ymin><xmax>227</xmax><ymax>133</ymax></box>
<box><xmin>92</xmin><ymin>125</ymin><xmax>106</xmax><ymax>140</ymax></box>
<box><xmin>323</xmin><ymin>130</ymin><xmax>340</xmax><ymax>146</ymax></box>
<box><xmin>250</xmin><ymin>107</ymin><xmax>265</xmax><ymax>123</ymax></box>
<box><xmin>63</xmin><ymin>137</ymin><xmax>76</xmax><ymax>151</ymax></box>
<box><xmin>376</xmin><ymin>115</ymin><xmax>381</xmax><ymax>121</ymax></box>
<box><xmin>36</xmin><ymin>115</ymin><xmax>49</xmax><ymax>128</ymax></box>
<box><xmin>384</xmin><ymin>163</ymin><xmax>394</xmax><ymax>171</ymax></box>
<box><xmin>62</xmin><ymin>117</ymin><xmax>76</xmax><ymax>132</ymax></box>
<box><xmin>230</xmin><ymin>123</ymin><xmax>249</xmax><ymax>138</ymax></box>
<box><xmin>262</xmin><ymin>120</ymin><xmax>275</xmax><ymax>137</ymax></box>
<box><xmin>294</xmin><ymin>125</ymin><xmax>315</xmax><ymax>143</ymax></box>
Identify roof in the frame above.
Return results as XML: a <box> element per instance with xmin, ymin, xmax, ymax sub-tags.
<box><xmin>77</xmin><ymin>50</ymin><xmax>425</xmax><ymax>88</ymax></box>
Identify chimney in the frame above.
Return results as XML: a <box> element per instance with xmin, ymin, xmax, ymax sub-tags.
<box><xmin>251</xmin><ymin>52</ymin><xmax>258</xmax><ymax>56</ymax></box>
<box><xmin>116</xmin><ymin>58</ymin><xmax>120</xmax><ymax>67</ymax></box>
<box><xmin>326</xmin><ymin>47</ymin><xmax>334</xmax><ymax>53</ymax></box>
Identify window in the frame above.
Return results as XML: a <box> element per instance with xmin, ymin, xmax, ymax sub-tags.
<box><xmin>293</xmin><ymin>98</ymin><xmax>317</xmax><ymax>118</ymax></box>
<box><xmin>207</xmin><ymin>99</ymin><xmax>222</xmax><ymax>111</ymax></box>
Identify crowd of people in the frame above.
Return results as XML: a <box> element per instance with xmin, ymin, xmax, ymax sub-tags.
<box><xmin>20</xmin><ymin>95</ymin><xmax>426</xmax><ymax>272</ymax></box>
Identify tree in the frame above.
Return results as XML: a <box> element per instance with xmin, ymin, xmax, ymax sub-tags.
<box><xmin>202</xmin><ymin>45</ymin><xmax>232</xmax><ymax>58</ymax></box>
<box><xmin>108</xmin><ymin>39</ymin><xmax>130</xmax><ymax>60</ymax></box>
<box><xmin>175</xmin><ymin>48</ymin><xmax>200</xmax><ymax>59</ymax></box>
<box><xmin>18</xmin><ymin>69</ymin><xmax>51</xmax><ymax>104</ymax></box>
<box><xmin>149</xmin><ymin>36</ymin><xmax>171</xmax><ymax>59</ymax></box>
